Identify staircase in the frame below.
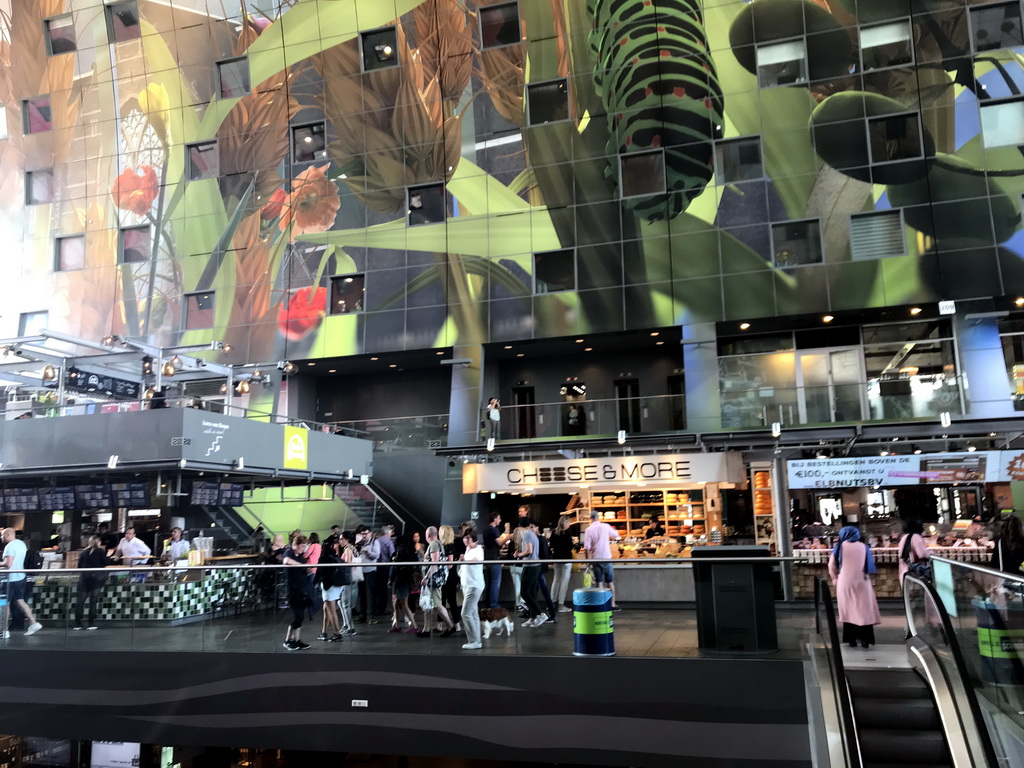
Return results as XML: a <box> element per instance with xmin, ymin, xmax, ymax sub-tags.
<box><xmin>847</xmin><ymin>668</ymin><xmax>952</xmax><ymax>768</ymax></box>
<box><xmin>206</xmin><ymin>505</ymin><xmax>258</xmax><ymax>547</ymax></box>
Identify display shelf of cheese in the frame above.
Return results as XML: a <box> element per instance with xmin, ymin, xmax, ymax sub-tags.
<box><xmin>578</xmin><ymin>489</ymin><xmax>708</xmax><ymax>538</ymax></box>
<box><xmin>752</xmin><ymin>468</ymin><xmax>775</xmax><ymax>547</ymax></box>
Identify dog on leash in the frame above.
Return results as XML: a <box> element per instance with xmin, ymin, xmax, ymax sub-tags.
<box><xmin>479</xmin><ymin>607</ymin><xmax>515</xmax><ymax>639</ymax></box>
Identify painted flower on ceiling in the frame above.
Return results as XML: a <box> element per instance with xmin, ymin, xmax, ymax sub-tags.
<box><xmin>279</xmin><ymin>165</ymin><xmax>340</xmax><ymax>236</ymax></box>
<box><xmin>111</xmin><ymin>166</ymin><xmax>159</xmax><ymax>216</ymax></box>
<box><xmin>260</xmin><ymin>188</ymin><xmax>287</xmax><ymax>221</ymax></box>
<box><xmin>277</xmin><ymin>285</ymin><xmax>327</xmax><ymax>340</ymax></box>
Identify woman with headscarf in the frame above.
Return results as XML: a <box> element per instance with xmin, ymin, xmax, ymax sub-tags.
<box><xmin>828</xmin><ymin>526</ymin><xmax>881</xmax><ymax>649</ymax></box>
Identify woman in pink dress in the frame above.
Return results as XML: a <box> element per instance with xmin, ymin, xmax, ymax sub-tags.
<box><xmin>828</xmin><ymin>526</ymin><xmax>881</xmax><ymax>649</ymax></box>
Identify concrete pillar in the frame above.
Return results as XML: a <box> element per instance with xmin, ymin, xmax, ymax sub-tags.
<box><xmin>955</xmin><ymin>314</ymin><xmax>1015</xmax><ymax>419</ymax></box>
<box><xmin>682</xmin><ymin>322</ymin><xmax>721</xmax><ymax>432</ymax></box>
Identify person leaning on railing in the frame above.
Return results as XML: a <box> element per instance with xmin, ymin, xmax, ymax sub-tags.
<box><xmin>74</xmin><ymin>536</ymin><xmax>113</xmax><ymax>631</ymax></box>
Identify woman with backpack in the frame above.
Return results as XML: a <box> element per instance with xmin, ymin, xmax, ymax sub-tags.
<box><xmin>317</xmin><ymin>538</ymin><xmax>348</xmax><ymax>642</ymax></box>
<box><xmin>337</xmin><ymin>530</ymin><xmax>359</xmax><ymax>637</ymax></box>
<box><xmin>898</xmin><ymin>519</ymin><xmax>931</xmax><ymax>585</ymax></box>
<box><xmin>828</xmin><ymin>525</ymin><xmax>880</xmax><ymax>649</ymax></box>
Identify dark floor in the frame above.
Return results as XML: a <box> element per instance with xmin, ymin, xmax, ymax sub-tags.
<box><xmin>0</xmin><ymin>603</ymin><xmax>912</xmax><ymax>658</ymax></box>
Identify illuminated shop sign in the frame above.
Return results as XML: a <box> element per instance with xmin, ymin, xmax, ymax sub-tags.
<box><xmin>788</xmin><ymin>451</ymin><xmax>1024</xmax><ymax>490</ymax></box>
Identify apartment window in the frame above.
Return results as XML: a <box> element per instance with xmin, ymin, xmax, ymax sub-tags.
<box><xmin>119</xmin><ymin>226</ymin><xmax>150</xmax><ymax>264</ymax></box>
<box><xmin>867</xmin><ymin>112</ymin><xmax>924</xmax><ymax>165</ymax></box>
<box><xmin>527</xmin><ymin>79</ymin><xmax>569</xmax><ymax>125</ymax></box>
<box><xmin>715</xmin><ymin>137</ymin><xmax>763</xmax><ymax>183</ymax></box>
<box><xmin>850</xmin><ymin>210</ymin><xmax>906</xmax><ymax>260</ymax></box>
<box><xmin>187</xmin><ymin>141</ymin><xmax>219</xmax><ymax>181</ymax></box>
<box><xmin>26</xmin><ymin>169</ymin><xmax>55</xmax><ymax>205</ymax></box>
<box><xmin>361</xmin><ymin>27</ymin><xmax>398</xmax><ymax>71</ymax></box>
<box><xmin>756</xmin><ymin>39</ymin><xmax>807</xmax><ymax>88</ymax></box>
<box><xmin>980</xmin><ymin>98</ymin><xmax>1024</xmax><ymax>148</ymax></box>
<box><xmin>408</xmin><ymin>184</ymin><xmax>446</xmax><ymax>226</ymax></box>
<box><xmin>970</xmin><ymin>1</ymin><xmax>1023</xmax><ymax>53</ymax></box>
<box><xmin>481</xmin><ymin>2</ymin><xmax>521</xmax><ymax>48</ymax></box>
<box><xmin>106</xmin><ymin>1</ymin><xmax>141</xmax><ymax>43</ymax></box>
<box><xmin>18</xmin><ymin>311</ymin><xmax>48</xmax><ymax>337</ymax></box>
<box><xmin>771</xmin><ymin>219</ymin><xmax>822</xmax><ymax>267</ymax></box>
<box><xmin>45</xmin><ymin>14</ymin><xmax>77</xmax><ymax>55</ymax></box>
<box><xmin>217</xmin><ymin>57</ymin><xmax>250</xmax><ymax>99</ymax></box>
<box><xmin>184</xmin><ymin>291</ymin><xmax>215</xmax><ymax>330</ymax></box>
<box><xmin>860</xmin><ymin>19</ymin><xmax>913</xmax><ymax>71</ymax></box>
<box><xmin>22</xmin><ymin>96</ymin><xmax>52</xmax><ymax>134</ymax></box>
<box><xmin>291</xmin><ymin>122</ymin><xmax>327</xmax><ymax>164</ymax></box>
<box><xmin>534</xmin><ymin>249</ymin><xmax>575</xmax><ymax>294</ymax></box>
<box><xmin>329</xmin><ymin>275</ymin><xmax>365</xmax><ymax>314</ymax></box>
<box><xmin>620</xmin><ymin>150</ymin><xmax>666</xmax><ymax>198</ymax></box>
<box><xmin>55</xmin><ymin>235</ymin><xmax>85</xmax><ymax>271</ymax></box>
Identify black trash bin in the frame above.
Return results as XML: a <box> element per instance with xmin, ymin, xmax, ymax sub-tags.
<box><xmin>692</xmin><ymin>545</ymin><xmax>777</xmax><ymax>653</ymax></box>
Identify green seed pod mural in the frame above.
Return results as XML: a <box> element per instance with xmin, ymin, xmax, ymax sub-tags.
<box><xmin>587</xmin><ymin>0</ymin><xmax>725</xmax><ymax>222</ymax></box>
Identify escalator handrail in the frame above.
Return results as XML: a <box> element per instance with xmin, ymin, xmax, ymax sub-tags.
<box><xmin>815</xmin><ymin>576</ymin><xmax>862</xmax><ymax>768</ymax></box>
<box><xmin>903</xmin><ymin>573</ymin><xmax>999</xmax><ymax>768</ymax></box>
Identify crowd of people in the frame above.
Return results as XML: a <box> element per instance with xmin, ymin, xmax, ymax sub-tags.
<box><xmin>267</xmin><ymin>507</ymin><xmax>619</xmax><ymax>651</ymax></box>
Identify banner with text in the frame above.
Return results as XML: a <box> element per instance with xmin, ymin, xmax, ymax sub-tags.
<box><xmin>787</xmin><ymin>451</ymin><xmax>1024</xmax><ymax>489</ymax></box>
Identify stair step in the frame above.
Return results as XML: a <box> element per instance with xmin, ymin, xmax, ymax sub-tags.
<box><xmin>847</xmin><ymin>669</ymin><xmax>930</xmax><ymax>700</ymax></box>
<box><xmin>854</xmin><ymin>697</ymin><xmax>940</xmax><ymax>730</ymax></box>
<box><xmin>859</xmin><ymin>729</ymin><xmax>949</xmax><ymax>764</ymax></box>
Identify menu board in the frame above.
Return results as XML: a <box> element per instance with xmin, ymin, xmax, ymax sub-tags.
<box><xmin>38</xmin><ymin>486</ymin><xmax>77</xmax><ymax>512</ymax></box>
<box><xmin>190</xmin><ymin>481</ymin><xmax>220</xmax><ymax>506</ymax></box>
<box><xmin>4</xmin><ymin>488</ymin><xmax>39</xmax><ymax>512</ymax></box>
<box><xmin>76</xmin><ymin>484</ymin><xmax>113</xmax><ymax>510</ymax></box>
<box><xmin>111</xmin><ymin>482</ymin><xmax>150</xmax><ymax>509</ymax></box>
<box><xmin>219</xmin><ymin>483</ymin><xmax>244</xmax><ymax>506</ymax></box>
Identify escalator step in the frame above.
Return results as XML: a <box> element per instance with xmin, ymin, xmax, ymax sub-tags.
<box><xmin>859</xmin><ymin>729</ymin><xmax>949</xmax><ymax>764</ymax></box>
<box><xmin>847</xmin><ymin>669</ymin><xmax>931</xmax><ymax>700</ymax></box>
<box><xmin>854</xmin><ymin>697</ymin><xmax>941</xmax><ymax>730</ymax></box>
<box><xmin>863</xmin><ymin>763</ymin><xmax>952</xmax><ymax>768</ymax></box>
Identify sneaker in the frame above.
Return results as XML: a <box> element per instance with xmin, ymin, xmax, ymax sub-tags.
<box><xmin>520</xmin><ymin>617</ymin><xmax>537</xmax><ymax>628</ymax></box>
<box><xmin>72</xmin><ymin>626</ymin><xmax>85</xmax><ymax>632</ymax></box>
<box><xmin>534</xmin><ymin>613</ymin><xmax>548</xmax><ymax>626</ymax></box>
<box><xmin>368</xmin><ymin>617</ymin><xmax>380</xmax><ymax>625</ymax></box>
<box><xmin>612</xmin><ymin>606</ymin><xmax>622</xmax><ymax>613</ymax></box>
<box><xmin>557</xmin><ymin>605</ymin><xmax>572</xmax><ymax>613</ymax></box>
<box><xmin>341</xmin><ymin>628</ymin><xmax>357</xmax><ymax>637</ymax></box>
<box><xmin>317</xmin><ymin>633</ymin><xmax>329</xmax><ymax>642</ymax></box>
<box><xmin>543</xmin><ymin>615</ymin><xmax>557</xmax><ymax>624</ymax></box>
<box><xmin>387</xmin><ymin>626</ymin><xmax>403</xmax><ymax>634</ymax></box>
<box><xmin>329</xmin><ymin>634</ymin><xmax>344</xmax><ymax>642</ymax></box>
<box><xmin>0</xmin><ymin>631</ymin><xmax>8</xmax><ymax>640</ymax></box>
<box><xmin>440</xmin><ymin>627</ymin><xmax>457</xmax><ymax>638</ymax></box>
<box><xmin>462</xmin><ymin>642</ymin><xmax>483</xmax><ymax>650</ymax></box>
<box><xmin>292</xmin><ymin>640</ymin><xmax>311</xmax><ymax>650</ymax></box>
<box><xmin>24</xmin><ymin>623</ymin><xmax>42</xmax><ymax>636</ymax></box>
<box><xmin>283</xmin><ymin>640</ymin><xmax>298</xmax><ymax>650</ymax></box>
<box><xmin>86</xmin><ymin>626</ymin><xmax>98</xmax><ymax>631</ymax></box>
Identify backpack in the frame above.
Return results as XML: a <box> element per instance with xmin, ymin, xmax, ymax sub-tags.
<box><xmin>900</xmin><ymin>535</ymin><xmax>931</xmax><ymax>580</ymax></box>
<box><xmin>24</xmin><ymin>549</ymin><xmax>43</xmax><ymax>571</ymax></box>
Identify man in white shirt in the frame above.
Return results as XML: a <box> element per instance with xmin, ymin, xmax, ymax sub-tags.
<box><xmin>1</xmin><ymin>528</ymin><xmax>41</xmax><ymax>635</ymax></box>
<box><xmin>115</xmin><ymin>527</ymin><xmax>152</xmax><ymax>565</ymax></box>
<box><xmin>161</xmin><ymin>527</ymin><xmax>191</xmax><ymax>562</ymax></box>
<box><xmin>583</xmin><ymin>510</ymin><xmax>621</xmax><ymax>611</ymax></box>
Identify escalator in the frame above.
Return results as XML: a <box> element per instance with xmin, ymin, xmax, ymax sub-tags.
<box><xmin>813</xmin><ymin>577</ymin><xmax>998</xmax><ymax>768</ymax></box>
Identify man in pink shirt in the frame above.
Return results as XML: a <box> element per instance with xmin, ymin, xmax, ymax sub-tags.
<box><xmin>583</xmin><ymin>510</ymin><xmax>621</xmax><ymax>611</ymax></box>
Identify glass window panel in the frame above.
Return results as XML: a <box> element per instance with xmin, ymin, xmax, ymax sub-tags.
<box><xmin>971</xmin><ymin>1</ymin><xmax>1024</xmax><ymax>53</ymax></box>
<box><xmin>481</xmin><ymin>2</ymin><xmax>521</xmax><ymax>48</ymax></box>
<box><xmin>291</xmin><ymin>122</ymin><xmax>327</xmax><ymax>164</ymax></box>
<box><xmin>26</xmin><ymin>169</ymin><xmax>54</xmax><ymax>205</ymax></box>
<box><xmin>534</xmin><ymin>249</ymin><xmax>575</xmax><ymax>294</ymax></box>
<box><xmin>980</xmin><ymin>99</ymin><xmax>1024</xmax><ymax>148</ymax></box>
<box><xmin>55</xmin><ymin>235</ymin><xmax>85</xmax><ymax>271</ymax></box>
<box><xmin>620</xmin><ymin>150</ymin><xmax>666</xmax><ymax>198</ymax></box>
<box><xmin>18</xmin><ymin>311</ymin><xmax>48</xmax><ymax>337</ymax></box>
<box><xmin>217</xmin><ymin>57</ymin><xmax>250</xmax><ymax>99</ymax></box>
<box><xmin>715</xmin><ymin>137</ymin><xmax>763</xmax><ymax>183</ymax></box>
<box><xmin>527</xmin><ymin>79</ymin><xmax>569</xmax><ymax>125</ymax></box>
<box><xmin>23</xmin><ymin>96</ymin><xmax>52</xmax><ymax>134</ymax></box>
<box><xmin>45</xmin><ymin>14</ymin><xmax>77</xmax><ymax>55</ymax></box>
<box><xmin>771</xmin><ymin>220</ymin><xmax>822</xmax><ymax>267</ymax></box>
<box><xmin>407</xmin><ymin>184</ymin><xmax>446</xmax><ymax>226</ymax></box>
<box><xmin>361</xmin><ymin>27</ymin><xmax>398</xmax><ymax>71</ymax></box>
<box><xmin>188</xmin><ymin>142</ymin><xmax>219</xmax><ymax>181</ymax></box>
<box><xmin>119</xmin><ymin>226</ymin><xmax>150</xmax><ymax>264</ymax></box>
<box><xmin>867</xmin><ymin>113</ymin><xmax>923</xmax><ymax>164</ymax></box>
<box><xmin>756</xmin><ymin>40</ymin><xmax>807</xmax><ymax>88</ymax></box>
<box><xmin>330</xmin><ymin>274</ymin><xmax>365</xmax><ymax>314</ymax></box>
<box><xmin>860</xmin><ymin>19</ymin><xmax>913</xmax><ymax>70</ymax></box>
<box><xmin>107</xmin><ymin>1</ymin><xmax>141</xmax><ymax>43</ymax></box>
<box><xmin>184</xmin><ymin>292</ymin><xmax>215</xmax><ymax>330</ymax></box>
<box><xmin>863</xmin><ymin>319</ymin><xmax>953</xmax><ymax>344</ymax></box>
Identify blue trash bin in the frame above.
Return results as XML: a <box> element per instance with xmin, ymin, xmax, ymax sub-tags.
<box><xmin>573</xmin><ymin>587</ymin><xmax>614</xmax><ymax>656</ymax></box>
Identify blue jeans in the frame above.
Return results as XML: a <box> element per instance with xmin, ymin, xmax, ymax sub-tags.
<box><xmin>485</xmin><ymin>563</ymin><xmax>502</xmax><ymax>608</ymax></box>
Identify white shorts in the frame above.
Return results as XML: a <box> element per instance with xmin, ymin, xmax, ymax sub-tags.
<box><xmin>322</xmin><ymin>585</ymin><xmax>343</xmax><ymax>602</ymax></box>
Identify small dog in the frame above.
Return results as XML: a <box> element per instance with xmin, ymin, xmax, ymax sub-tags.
<box><xmin>479</xmin><ymin>607</ymin><xmax>515</xmax><ymax>639</ymax></box>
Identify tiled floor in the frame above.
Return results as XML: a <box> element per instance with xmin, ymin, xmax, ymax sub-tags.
<box><xmin>0</xmin><ymin>603</ymin><xmax>909</xmax><ymax>658</ymax></box>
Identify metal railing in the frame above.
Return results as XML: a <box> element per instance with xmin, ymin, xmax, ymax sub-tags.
<box><xmin>814</xmin><ymin>577</ymin><xmax>861</xmax><ymax>768</ymax></box>
<box><xmin>329</xmin><ymin>414</ymin><xmax>448</xmax><ymax>450</ymax></box>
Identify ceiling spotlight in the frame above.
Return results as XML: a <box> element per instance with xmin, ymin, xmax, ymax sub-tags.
<box><xmin>374</xmin><ymin>43</ymin><xmax>395</xmax><ymax>62</ymax></box>
<box><xmin>516</xmin><ymin>353</ymin><xmax>524</xmax><ymax>357</ymax></box>
<box><xmin>219</xmin><ymin>383</ymin><xmax>228</xmax><ymax>394</ymax></box>
<box><xmin>1016</xmin><ymin>297</ymin><xmax>1024</xmax><ymax>307</ymax></box>
<box><xmin>740</xmin><ymin>322</ymin><xmax>751</xmax><ymax>330</ymax></box>
<box><xmin>170</xmin><ymin>355</ymin><xmax>182</xmax><ymax>367</ymax></box>
<box><xmin>913</xmin><ymin>446</ymin><xmax>922</xmax><ymax>455</ymax></box>
<box><xmin>880</xmin><ymin>450</ymin><xmax>889</xmax><ymax>456</ymax></box>
<box><xmin>389</xmin><ymin>364</ymin><xmax>397</xmax><ymax>368</ymax></box>
<box><xmin>283</xmin><ymin>362</ymin><xmax>297</xmax><ymax>375</ymax></box>
<box><xmin>235</xmin><ymin>380</ymin><xmax>251</xmax><ymax>395</ymax></box>
<box><xmin>650</xmin><ymin>332</ymin><xmax>660</xmax><ymax>337</ymax></box>
<box><xmin>328</xmin><ymin>369</ymin><xmax>337</xmax><ymax>373</ymax></box>
<box><xmin>143</xmin><ymin>386</ymin><xmax>155</xmax><ymax>400</ymax></box>
<box><xmin>141</xmin><ymin>355</ymin><xmax>154</xmax><ymax>376</ymax></box>
<box><xmin>655</xmin><ymin>341</ymin><xmax>664</xmax><ymax>345</ymax></box>
<box><xmin>504</xmin><ymin>345</ymin><xmax>513</xmax><ymax>350</ymax></box>
<box><xmin>41</xmin><ymin>364</ymin><xmax>56</xmax><ymax>381</ymax></box>
<box><xmin>252</xmin><ymin>368</ymin><xmax>262</xmax><ymax>379</ymax></box>
<box><xmin>575</xmin><ymin>339</ymin><xmax>584</xmax><ymax>343</ymax></box>
<box><xmin>101</xmin><ymin>334</ymin><xmax>118</xmax><ymax>346</ymax></box>
<box><xmin>967</xmin><ymin>444</ymin><xmax>977</xmax><ymax>452</ymax></box>
<box><xmin>162</xmin><ymin>361</ymin><xmax>176</xmax><ymax>377</ymax></box>
<box><xmin>370</xmin><ymin>357</ymin><xmax>379</xmax><ymax>361</ymax></box>
<box><xmin>909</xmin><ymin>307</ymin><xmax>922</xmax><ymax>315</ymax></box>
<box><xmin>822</xmin><ymin>315</ymin><xmax>834</xmax><ymax>323</ymax></box>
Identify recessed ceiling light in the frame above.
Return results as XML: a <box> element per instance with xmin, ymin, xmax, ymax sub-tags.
<box><xmin>575</xmin><ymin>339</ymin><xmax>584</xmax><ymax>343</ymax></box>
<box><xmin>307</xmin><ymin>362</ymin><xmax>315</xmax><ymax>366</ymax></box>
<box><xmin>504</xmin><ymin>345</ymin><xmax>512</xmax><ymax>349</ymax></box>
<box><xmin>328</xmin><ymin>369</ymin><xmax>337</xmax><ymax>373</ymax></box>
<box><xmin>370</xmin><ymin>357</ymin><xmax>379</xmax><ymax>361</ymax></box>
<box><xmin>909</xmin><ymin>307</ymin><xmax>922</xmax><ymax>315</ymax></box>
<box><xmin>650</xmin><ymin>332</ymin><xmax>659</xmax><ymax>337</ymax></box>
<box><xmin>436</xmin><ymin>351</ymin><xmax>443</xmax><ymax>355</ymax></box>
<box><xmin>822</xmin><ymin>315</ymin><xmax>834</xmax><ymax>323</ymax></box>
<box><xmin>655</xmin><ymin>341</ymin><xmax>664</xmax><ymax>345</ymax></box>
<box><xmin>389</xmin><ymin>364</ymin><xmax>397</xmax><ymax>368</ymax></box>
<box><xmin>584</xmin><ymin>347</ymin><xmax>593</xmax><ymax>352</ymax></box>
<box><xmin>1016</xmin><ymin>297</ymin><xmax>1024</xmax><ymax>307</ymax></box>
<box><xmin>739</xmin><ymin>322</ymin><xmax>751</xmax><ymax>330</ymax></box>
<box><xmin>516</xmin><ymin>353</ymin><xmax>524</xmax><ymax>357</ymax></box>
